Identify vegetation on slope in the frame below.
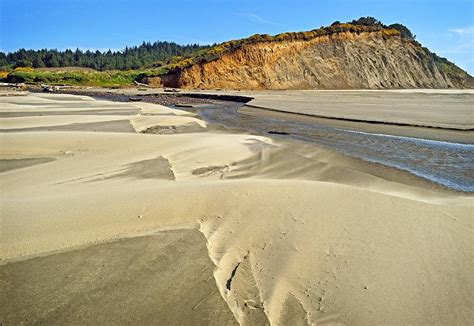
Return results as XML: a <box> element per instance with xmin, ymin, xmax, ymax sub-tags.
<box><xmin>431</xmin><ymin>53</ymin><xmax>472</xmax><ymax>84</ymax></box>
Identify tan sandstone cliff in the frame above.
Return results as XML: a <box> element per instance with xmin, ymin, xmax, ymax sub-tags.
<box><xmin>143</xmin><ymin>30</ymin><xmax>471</xmax><ymax>90</ymax></box>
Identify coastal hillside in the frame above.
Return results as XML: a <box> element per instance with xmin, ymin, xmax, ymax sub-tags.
<box><xmin>3</xmin><ymin>17</ymin><xmax>471</xmax><ymax>89</ymax></box>
<box><xmin>141</xmin><ymin>19</ymin><xmax>472</xmax><ymax>89</ymax></box>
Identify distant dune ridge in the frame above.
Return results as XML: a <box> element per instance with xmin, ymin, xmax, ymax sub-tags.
<box><xmin>142</xmin><ymin>19</ymin><xmax>472</xmax><ymax>90</ymax></box>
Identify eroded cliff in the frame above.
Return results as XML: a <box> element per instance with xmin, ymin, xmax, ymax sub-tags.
<box><xmin>143</xmin><ymin>30</ymin><xmax>471</xmax><ymax>90</ymax></box>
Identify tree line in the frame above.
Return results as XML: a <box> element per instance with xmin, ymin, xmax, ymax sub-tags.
<box><xmin>0</xmin><ymin>41</ymin><xmax>210</xmax><ymax>71</ymax></box>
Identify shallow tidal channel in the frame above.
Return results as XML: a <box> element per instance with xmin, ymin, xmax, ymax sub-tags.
<box><xmin>189</xmin><ymin>101</ymin><xmax>474</xmax><ymax>193</ymax></box>
<box><xmin>79</xmin><ymin>91</ymin><xmax>474</xmax><ymax>193</ymax></box>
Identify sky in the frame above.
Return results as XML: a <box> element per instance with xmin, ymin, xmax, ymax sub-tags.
<box><xmin>1</xmin><ymin>0</ymin><xmax>473</xmax><ymax>74</ymax></box>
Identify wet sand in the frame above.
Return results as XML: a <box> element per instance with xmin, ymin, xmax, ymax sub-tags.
<box><xmin>0</xmin><ymin>229</ymin><xmax>236</xmax><ymax>325</ymax></box>
<box><xmin>1</xmin><ymin>92</ymin><xmax>473</xmax><ymax>325</ymax></box>
<box><xmin>240</xmin><ymin>105</ymin><xmax>473</xmax><ymax>144</ymax></box>
<box><xmin>246</xmin><ymin>90</ymin><xmax>474</xmax><ymax>130</ymax></box>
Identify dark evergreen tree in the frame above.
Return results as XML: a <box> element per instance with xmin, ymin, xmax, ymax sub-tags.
<box><xmin>388</xmin><ymin>23</ymin><xmax>415</xmax><ymax>39</ymax></box>
<box><xmin>32</xmin><ymin>56</ymin><xmax>45</xmax><ymax>68</ymax></box>
<box><xmin>0</xmin><ymin>52</ymin><xmax>8</xmax><ymax>67</ymax></box>
<box><xmin>1</xmin><ymin>41</ymin><xmax>210</xmax><ymax>70</ymax></box>
<box><xmin>351</xmin><ymin>17</ymin><xmax>383</xmax><ymax>27</ymax></box>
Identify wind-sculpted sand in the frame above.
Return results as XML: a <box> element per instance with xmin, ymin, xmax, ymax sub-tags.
<box><xmin>1</xmin><ymin>93</ymin><xmax>472</xmax><ymax>325</ymax></box>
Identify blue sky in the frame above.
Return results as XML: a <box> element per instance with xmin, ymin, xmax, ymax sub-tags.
<box><xmin>1</xmin><ymin>0</ymin><xmax>473</xmax><ymax>74</ymax></box>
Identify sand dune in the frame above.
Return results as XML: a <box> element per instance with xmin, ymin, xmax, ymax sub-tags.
<box><xmin>1</xmin><ymin>93</ymin><xmax>472</xmax><ymax>325</ymax></box>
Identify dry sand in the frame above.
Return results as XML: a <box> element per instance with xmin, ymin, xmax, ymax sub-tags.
<box><xmin>1</xmin><ymin>92</ymin><xmax>473</xmax><ymax>325</ymax></box>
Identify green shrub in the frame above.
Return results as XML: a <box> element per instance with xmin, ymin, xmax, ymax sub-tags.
<box><xmin>6</xmin><ymin>69</ymin><xmax>143</xmax><ymax>87</ymax></box>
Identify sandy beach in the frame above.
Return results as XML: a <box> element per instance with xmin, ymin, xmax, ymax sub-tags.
<box><xmin>246</xmin><ymin>89</ymin><xmax>474</xmax><ymax>130</ymax></box>
<box><xmin>1</xmin><ymin>92</ymin><xmax>473</xmax><ymax>325</ymax></box>
<box><xmin>63</xmin><ymin>87</ymin><xmax>474</xmax><ymax>143</ymax></box>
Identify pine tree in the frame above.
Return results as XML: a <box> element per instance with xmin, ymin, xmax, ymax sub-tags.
<box><xmin>1</xmin><ymin>41</ymin><xmax>210</xmax><ymax>71</ymax></box>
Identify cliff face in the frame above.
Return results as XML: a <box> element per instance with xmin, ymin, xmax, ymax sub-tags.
<box><xmin>145</xmin><ymin>31</ymin><xmax>471</xmax><ymax>90</ymax></box>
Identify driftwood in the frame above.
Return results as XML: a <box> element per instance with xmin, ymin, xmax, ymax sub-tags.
<box><xmin>0</xmin><ymin>82</ymin><xmax>27</xmax><ymax>90</ymax></box>
<box><xmin>134</xmin><ymin>80</ymin><xmax>148</xmax><ymax>88</ymax></box>
<box><xmin>40</xmin><ymin>84</ymin><xmax>74</xmax><ymax>92</ymax></box>
<box><xmin>164</xmin><ymin>88</ymin><xmax>180</xmax><ymax>93</ymax></box>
